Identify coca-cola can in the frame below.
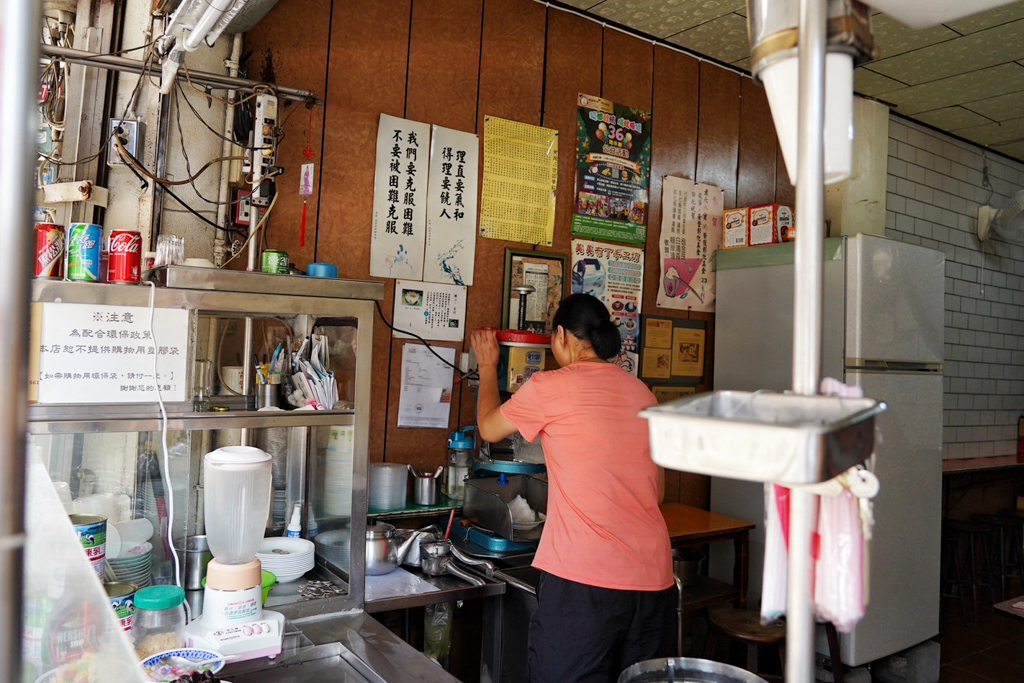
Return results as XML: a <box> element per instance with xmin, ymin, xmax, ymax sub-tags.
<box><xmin>34</xmin><ymin>223</ymin><xmax>65</xmax><ymax>278</ymax></box>
<box><xmin>107</xmin><ymin>230</ymin><xmax>142</xmax><ymax>284</ymax></box>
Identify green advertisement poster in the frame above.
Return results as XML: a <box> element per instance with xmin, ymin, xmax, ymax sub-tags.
<box><xmin>571</xmin><ymin>93</ymin><xmax>653</xmax><ymax>246</ymax></box>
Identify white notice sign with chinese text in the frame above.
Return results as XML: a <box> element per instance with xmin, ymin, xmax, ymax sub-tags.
<box><xmin>424</xmin><ymin>125</ymin><xmax>479</xmax><ymax>286</ymax></box>
<box><xmin>656</xmin><ymin>177</ymin><xmax>723</xmax><ymax>312</ymax></box>
<box><xmin>36</xmin><ymin>302</ymin><xmax>189</xmax><ymax>403</ymax></box>
<box><xmin>371</xmin><ymin>114</ymin><xmax>431</xmax><ymax>280</ymax></box>
<box><xmin>392</xmin><ymin>280</ymin><xmax>467</xmax><ymax>342</ymax></box>
<box><xmin>398</xmin><ymin>343</ymin><xmax>455</xmax><ymax>429</ymax></box>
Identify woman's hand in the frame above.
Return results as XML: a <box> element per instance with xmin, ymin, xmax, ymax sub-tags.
<box><xmin>471</xmin><ymin>329</ymin><xmax>500</xmax><ymax>369</ymax></box>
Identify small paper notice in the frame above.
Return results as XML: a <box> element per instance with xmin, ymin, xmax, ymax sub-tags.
<box><xmin>35</xmin><ymin>302</ymin><xmax>189</xmax><ymax>404</ymax></box>
<box><xmin>398</xmin><ymin>343</ymin><xmax>455</xmax><ymax>429</ymax></box>
<box><xmin>392</xmin><ymin>280</ymin><xmax>467</xmax><ymax>342</ymax></box>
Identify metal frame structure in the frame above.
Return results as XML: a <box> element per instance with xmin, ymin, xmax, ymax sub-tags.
<box><xmin>789</xmin><ymin>0</ymin><xmax>828</xmax><ymax>680</ymax></box>
<box><xmin>29</xmin><ymin>275</ymin><xmax>383</xmax><ymax>618</ymax></box>
<box><xmin>0</xmin><ymin>1</ymin><xmax>42</xmax><ymax>681</ymax></box>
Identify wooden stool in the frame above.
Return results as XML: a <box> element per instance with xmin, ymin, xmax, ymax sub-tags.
<box><xmin>973</xmin><ymin>513</ymin><xmax>1024</xmax><ymax>601</ymax></box>
<box><xmin>940</xmin><ymin>530</ymin><xmax>969</xmax><ymax>626</ymax></box>
<box><xmin>704</xmin><ymin>609</ymin><xmax>846</xmax><ymax>683</ymax></box>
<box><xmin>946</xmin><ymin>518</ymin><xmax>998</xmax><ymax>618</ymax></box>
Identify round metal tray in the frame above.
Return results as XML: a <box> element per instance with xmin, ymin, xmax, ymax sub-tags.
<box><xmin>618</xmin><ymin>658</ymin><xmax>768</xmax><ymax>683</ymax></box>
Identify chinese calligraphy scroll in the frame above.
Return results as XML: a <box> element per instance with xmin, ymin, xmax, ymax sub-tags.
<box><xmin>424</xmin><ymin>125</ymin><xmax>479</xmax><ymax>286</ymax></box>
<box><xmin>371</xmin><ymin>114</ymin><xmax>431</xmax><ymax>279</ymax></box>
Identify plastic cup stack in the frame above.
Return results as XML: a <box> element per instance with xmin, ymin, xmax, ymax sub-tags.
<box><xmin>368</xmin><ymin>463</ymin><xmax>408</xmax><ymax>512</ymax></box>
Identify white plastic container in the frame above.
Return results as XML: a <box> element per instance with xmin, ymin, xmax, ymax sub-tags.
<box><xmin>203</xmin><ymin>446</ymin><xmax>273</xmax><ymax>563</ymax></box>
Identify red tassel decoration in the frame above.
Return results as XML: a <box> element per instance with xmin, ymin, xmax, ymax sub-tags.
<box><xmin>300</xmin><ymin>200</ymin><xmax>308</xmax><ymax>247</ymax></box>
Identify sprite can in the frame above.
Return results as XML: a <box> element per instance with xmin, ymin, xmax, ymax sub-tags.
<box><xmin>261</xmin><ymin>249</ymin><xmax>289</xmax><ymax>274</ymax></box>
<box><xmin>67</xmin><ymin>223</ymin><xmax>103</xmax><ymax>282</ymax></box>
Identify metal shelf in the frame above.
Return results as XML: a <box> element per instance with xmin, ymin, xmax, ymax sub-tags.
<box><xmin>27</xmin><ymin>406</ymin><xmax>356</xmax><ymax>434</ymax></box>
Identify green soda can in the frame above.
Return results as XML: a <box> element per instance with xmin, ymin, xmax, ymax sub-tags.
<box><xmin>261</xmin><ymin>249</ymin><xmax>289</xmax><ymax>274</ymax></box>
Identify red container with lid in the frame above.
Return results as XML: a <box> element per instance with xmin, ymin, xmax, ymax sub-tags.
<box><xmin>107</xmin><ymin>230</ymin><xmax>142</xmax><ymax>284</ymax></box>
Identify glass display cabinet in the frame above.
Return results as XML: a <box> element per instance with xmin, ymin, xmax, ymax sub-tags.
<box><xmin>27</xmin><ymin>267</ymin><xmax>382</xmax><ymax>618</ymax></box>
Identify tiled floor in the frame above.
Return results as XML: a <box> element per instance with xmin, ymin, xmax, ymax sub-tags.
<box><xmin>934</xmin><ymin>595</ymin><xmax>1024</xmax><ymax>682</ymax></box>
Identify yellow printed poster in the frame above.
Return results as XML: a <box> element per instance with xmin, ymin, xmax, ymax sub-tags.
<box><xmin>642</xmin><ymin>348</ymin><xmax>672</xmax><ymax>379</ymax></box>
<box><xmin>653</xmin><ymin>386</ymin><xmax>696</xmax><ymax>403</ymax></box>
<box><xmin>644</xmin><ymin>318</ymin><xmax>673</xmax><ymax>349</ymax></box>
<box><xmin>479</xmin><ymin>116</ymin><xmax>558</xmax><ymax>246</ymax></box>
<box><xmin>671</xmin><ymin>327</ymin><xmax>706</xmax><ymax>377</ymax></box>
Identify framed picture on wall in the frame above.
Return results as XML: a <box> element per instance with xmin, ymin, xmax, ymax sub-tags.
<box><xmin>502</xmin><ymin>249</ymin><xmax>567</xmax><ymax>335</ymax></box>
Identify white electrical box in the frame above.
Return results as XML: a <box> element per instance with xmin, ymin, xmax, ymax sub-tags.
<box><xmin>251</xmin><ymin>93</ymin><xmax>278</xmax><ymax>206</ymax></box>
<box><xmin>107</xmin><ymin>119</ymin><xmax>143</xmax><ymax>167</ymax></box>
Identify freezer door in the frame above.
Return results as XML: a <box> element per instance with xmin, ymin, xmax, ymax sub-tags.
<box><xmin>834</xmin><ymin>370</ymin><xmax>943</xmax><ymax>666</ymax></box>
<box><xmin>845</xmin><ymin>234</ymin><xmax>944</xmax><ymax>365</ymax></box>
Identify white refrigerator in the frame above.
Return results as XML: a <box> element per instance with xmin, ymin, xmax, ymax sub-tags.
<box><xmin>709</xmin><ymin>233</ymin><xmax>944</xmax><ymax>666</ymax></box>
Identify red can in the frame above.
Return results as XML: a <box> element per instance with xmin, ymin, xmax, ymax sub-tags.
<box><xmin>107</xmin><ymin>230</ymin><xmax>142</xmax><ymax>284</ymax></box>
<box><xmin>34</xmin><ymin>223</ymin><xmax>64</xmax><ymax>278</ymax></box>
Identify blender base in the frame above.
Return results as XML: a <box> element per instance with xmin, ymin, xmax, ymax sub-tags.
<box><xmin>185</xmin><ymin>609</ymin><xmax>286</xmax><ymax>662</ymax></box>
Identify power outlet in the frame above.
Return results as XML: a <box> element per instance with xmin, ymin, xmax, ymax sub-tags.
<box><xmin>251</xmin><ymin>93</ymin><xmax>278</xmax><ymax>206</ymax></box>
<box><xmin>107</xmin><ymin>119</ymin><xmax>143</xmax><ymax>167</ymax></box>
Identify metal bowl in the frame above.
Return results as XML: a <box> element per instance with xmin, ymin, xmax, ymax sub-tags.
<box><xmin>618</xmin><ymin>657</ymin><xmax>768</xmax><ymax>683</ymax></box>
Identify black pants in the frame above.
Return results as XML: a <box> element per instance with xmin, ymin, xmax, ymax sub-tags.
<box><xmin>527</xmin><ymin>572</ymin><xmax>678</xmax><ymax>683</ymax></box>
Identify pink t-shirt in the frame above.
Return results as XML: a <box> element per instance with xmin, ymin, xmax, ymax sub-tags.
<box><xmin>500</xmin><ymin>362</ymin><xmax>674</xmax><ymax>591</ymax></box>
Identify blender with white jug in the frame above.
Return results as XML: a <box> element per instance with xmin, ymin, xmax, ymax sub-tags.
<box><xmin>185</xmin><ymin>446</ymin><xmax>285</xmax><ymax>660</ymax></box>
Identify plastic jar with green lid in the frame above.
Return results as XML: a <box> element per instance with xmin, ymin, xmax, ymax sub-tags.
<box><xmin>132</xmin><ymin>585</ymin><xmax>186</xmax><ymax>659</ymax></box>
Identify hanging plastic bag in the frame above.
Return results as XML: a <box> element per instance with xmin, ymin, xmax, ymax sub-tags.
<box><xmin>760</xmin><ymin>483</ymin><xmax>789</xmax><ymax>622</ymax></box>
<box><xmin>424</xmin><ymin>602</ymin><xmax>454</xmax><ymax>664</ymax></box>
<box><xmin>814</xmin><ymin>489</ymin><xmax>865</xmax><ymax>632</ymax></box>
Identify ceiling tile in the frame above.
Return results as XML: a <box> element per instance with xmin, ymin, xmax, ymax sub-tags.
<box><xmin>731</xmin><ymin>56</ymin><xmax>751</xmax><ymax>72</ymax></box>
<box><xmin>945</xmin><ymin>1</ymin><xmax>1024</xmax><ymax>34</ymax></box>
<box><xmin>878</xmin><ymin>63</ymin><xmax>1024</xmax><ymax>115</ymax></box>
<box><xmin>962</xmin><ymin>90</ymin><xmax>1024</xmax><ymax>121</ymax></box>
<box><xmin>953</xmin><ymin>116</ymin><xmax>1024</xmax><ymax>146</ymax></box>
<box><xmin>991</xmin><ymin>140</ymin><xmax>1024</xmax><ymax>160</ymax></box>
<box><xmin>560</xmin><ymin>0</ymin><xmax>607</xmax><ymax>9</ymax></box>
<box><xmin>592</xmin><ymin>0</ymin><xmax>745</xmax><ymax>38</ymax></box>
<box><xmin>913</xmin><ymin>106</ymin><xmax>992</xmax><ymax>130</ymax></box>
<box><xmin>854</xmin><ymin>67</ymin><xmax>906</xmax><ymax>96</ymax></box>
<box><xmin>869</xmin><ymin>14</ymin><xmax>957</xmax><ymax>60</ymax></box>
<box><xmin>865</xmin><ymin>19</ymin><xmax>1024</xmax><ymax>85</ymax></box>
<box><xmin>667</xmin><ymin>12</ymin><xmax>749</xmax><ymax>64</ymax></box>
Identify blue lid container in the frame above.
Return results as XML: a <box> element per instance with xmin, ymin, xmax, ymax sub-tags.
<box><xmin>307</xmin><ymin>262</ymin><xmax>339</xmax><ymax>278</ymax></box>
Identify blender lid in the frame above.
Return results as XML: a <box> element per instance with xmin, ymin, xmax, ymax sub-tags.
<box><xmin>205</xmin><ymin>446</ymin><xmax>272</xmax><ymax>465</ymax></box>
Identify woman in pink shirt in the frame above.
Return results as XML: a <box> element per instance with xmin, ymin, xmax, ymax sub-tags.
<box><xmin>471</xmin><ymin>293</ymin><xmax>676</xmax><ymax>683</ymax></box>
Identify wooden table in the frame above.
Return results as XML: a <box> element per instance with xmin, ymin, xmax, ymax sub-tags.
<box><xmin>660</xmin><ymin>502</ymin><xmax>756</xmax><ymax>612</ymax></box>
<box><xmin>995</xmin><ymin>596</ymin><xmax>1024</xmax><ymax>619</ymax></box>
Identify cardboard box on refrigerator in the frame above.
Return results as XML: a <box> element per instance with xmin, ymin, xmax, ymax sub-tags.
<box><xmin>722</xmin><ymin>207</ymin><xmax>749</xmax><ymax>249</ymax></box>
<box><xmin>749</xmin><ymin>204</ymin><xmax>793</xmax><ymax>245</ymax></box>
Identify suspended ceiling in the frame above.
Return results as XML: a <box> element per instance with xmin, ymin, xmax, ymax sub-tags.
<box><xmin>559</xmin><ymin>0</ymin><xmax>1024</xmax><ymax>163</ymax></box>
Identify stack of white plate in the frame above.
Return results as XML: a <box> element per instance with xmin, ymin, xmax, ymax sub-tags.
<box><xmin>256</xmin><ymin>538</ymin><xmax>315</xmax><ymax>583</ymax></box>
<box><xmin>323</xmin><ymin>427</ymin><xmax>354</xmax><ymax>516</ymax></box>
<box><xmin>108</xmin><ymin>541</ymin><xmax>153</xmax><ymax>587</ymax></box>
<box><xmin>313</xmin><ymin>529</ymin><xmax>350</xmax><ymax>573</ymax></box>
<box><xmin>368</xmin><ymin>463</ymin><xmax>407</xmax><ymax>512</ymax></box>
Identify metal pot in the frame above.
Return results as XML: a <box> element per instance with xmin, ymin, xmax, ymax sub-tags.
<box><xmin>618</xmin><ymin>657</ymin><xmax>768</xmax><ymax>683</ymax></box>
<box><xmin>365</xmin><ymin>522</ymin><xmax>422</xmax><ymax>576</ymax></box>
<box><xmin>672</xmin><ymin>547</ymin><xmax>704</xmax><ymax>588</ymax></box>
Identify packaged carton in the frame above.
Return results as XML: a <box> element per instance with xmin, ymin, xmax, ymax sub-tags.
<box><xmin>723</xmin><ymin>207</ymin><xmax>749</xmax><ymax>249</ymax></box>
<box><xmin>749</xmin><ymin>204</ymin><xmax>793</xmax><ymax>246</ymax></box>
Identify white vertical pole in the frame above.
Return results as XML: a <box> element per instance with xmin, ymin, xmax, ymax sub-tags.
<box><xmin>0</xmin><ymin>0</ymin><xmax>42</xmax><ymax>678</ymax></box>
<box><xmin>789</xmin><ymin>0</ymin><xmax>827</xmax><ymax>680</ymax></box>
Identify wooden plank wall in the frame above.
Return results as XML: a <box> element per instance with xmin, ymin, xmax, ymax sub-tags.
<box><xmin>245</xmin><ymin>0</ymin><xmax>789</xmax><ymax>508</ymax></box>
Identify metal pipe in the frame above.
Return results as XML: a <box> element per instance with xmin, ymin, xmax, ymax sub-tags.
<box><xmin>40</xmin><ymin>43</ymin><xmax>321</xmax><ymax>104</ymax></box>
<box><xmin>0</xmin><ymin>0</ymin><xmax>41</xmax><ymax>679</ymax></box>
<box><xmin>213</xmin><ymin>32</ymin><xmax>243</xmax><ymax>267</ymax></box>
<box><xmin>788</xmin><ymin>0</ymin><xmax>828</xmax><ymax>680</ymax></box>
<box><xmin>239</xmin><ymin>125</ymin><xmax>261</xmax><ymax>444</ymax></box>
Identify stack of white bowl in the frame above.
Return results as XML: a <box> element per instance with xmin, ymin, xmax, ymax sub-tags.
<box><xmin>368</xmin><ymin>463</ymin><xmax>407</xmax><ymax>512</ymax></box>
<box><xmin>108</xmin><ymin>541</ymin><xmax>153</xmax><ymax>587</ymax></box>
<box><xmin>323</xmin><ymin>427</ymin><xmax>354</xmax><ymax>517</ymax></box>
<box><xmin>256</xmin><ymin>538</ymin><xmax>315</xmax><ymax>583</ymax></box>
<box><xmin>313</xmin><ymin>529</ymin><xmax>350</xmax><ymax>573</ymax></box>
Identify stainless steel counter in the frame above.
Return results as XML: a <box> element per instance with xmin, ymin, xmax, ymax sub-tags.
<box><xmin>221</xmin><ymin>611</ymin><xmax>460</xmax><ymax>683</ymax></box>
<box><xmin>365</xmin><ymin>567</ymin><xmax>505</xmax><ymax>614</ymax></box>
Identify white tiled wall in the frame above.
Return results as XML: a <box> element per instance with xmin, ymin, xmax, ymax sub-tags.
<box><xmin>886</xmin><ymin>116</ymin><xmax>1024</xmax><ymax>460</ymax></box>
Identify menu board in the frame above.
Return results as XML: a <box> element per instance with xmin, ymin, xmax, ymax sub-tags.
<box><xmin>34</xmin><ymin>302</ymin><xmax>189</xmax><ymax>403</ymax></box>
